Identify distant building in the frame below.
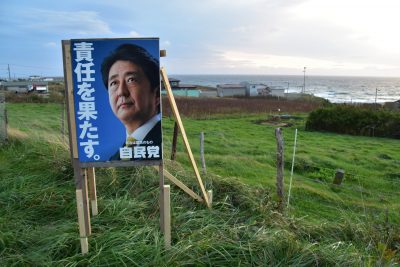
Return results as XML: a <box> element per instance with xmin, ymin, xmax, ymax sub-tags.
<box><xmin>270</xmin><ymin>86</ymin><xmax>286</xmax><ymax>97</ymax></box>
<box><xmin>29</xmin><ymin>75</ymin><xmax>42</xmax><ymax>81</ymax></box>
<box><xmin>242</xmin><ymin>82</ymin><xmax>270</xmax><ymax>96</ymax></box>
<box><xmin>199</xmin><ymin>90</ymin><xmax>218</xmax><ymax>98</ymax></box>
<box><xmin>2</xmin><ymin>81</ymin><xmax>48</xmax><ymax>93</ymax></box>
<box><xmin>217</xmin><ymin>82</ymin><xmax>286</xmax><ymax>98</ymax></box>
<box><xmin>161</xmin><ymin>78</ymin><xmax>200</xmax><ymax>97</ymax></box>
<box><xmin>384</xmin><ymin>99</ymin><xmax>400</xmax><ymax>110</ymax></box>
<box><xmin>217</xmin><ymin>84</ymin><xmax>246</xmax><ymax>97</ymax></box>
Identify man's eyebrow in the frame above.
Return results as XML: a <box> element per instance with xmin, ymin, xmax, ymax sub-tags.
<box><xmin>108</xmin><ymin>71</ymin><xmax>141</xmax><ymax>82</ymax></box>
<box><xmin>125</xmin><ymin>71</ymin><xmax>141</xmax><ymax>77</ymax></box>
<box><xmin>108</xmin><ymin>74</ymin><xmax>118</xmax><ymax>82</ymax></box>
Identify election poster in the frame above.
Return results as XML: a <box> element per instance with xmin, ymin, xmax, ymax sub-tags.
<box><xmin>69</xmin><ymin>38</ymin><xmax>162</xmax><ymax>163</ymax></box>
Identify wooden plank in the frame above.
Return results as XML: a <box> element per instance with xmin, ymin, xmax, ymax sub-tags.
<box><xmin>76</xmin><ymin>189</ymin><xmax>89</xmax><ymax>254</ymax></box>
<box><xmin>207</xmin><ymin>190</ymin><xmax>213</xmax><ymax>206</ymax></box>
<box><xmin>82</xmin><ymin>168</ymin><xmax>91</xmax><ymax>235</ymax></box>
<box><xmin>73</xmin><ymin>160</ymin><xmax>91</xmax><ymax>236</ymax></box>
<box><xmin>163</xmin><ymin>185</ymin><xmax>171</xmax><ymax>249</ymax></box>
<box><xmin>80</xmin><ymin>237</ymin><xmax>89</xmax><ymax>255</ymax></box>
<box><xmin>159</xmin><ymin>162</ymin><xmax>165</xmax><ymax>232</ymax></box>
<box><xmin>160</xmin><ymin>67</ymin><xmax>210</xmax><ymax>208</ymax></box>
<box><xmin>75</xmin><ymin>189</ymin><xmax>87</xmax><ymax>237</ymax></box>
<box><xmin>153</xmin><ymin>166</ymin><xmax>203</xmax><ymax>203</ymax></box>
<box><xmin>61</xmin><ymin>40</ymin><xmax>78</xmax><ymax>159</ymax></box>
<box><xmin>87</xmin><ymin>167</ymin><xmax>98</xmax><ymax>216</ymax></box>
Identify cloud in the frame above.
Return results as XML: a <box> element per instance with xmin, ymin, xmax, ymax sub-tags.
<box><xmin>20</xmin><ymin>9</ymin><xmax>112</xmax><ymax>35</ymax></box>
<box><xmin>161</xmin><ymin>40</ymin><xmax>171</xmax><ymax>47</ymax></box>
<box><xmin>129</xmin><ymin>31</ymin><xmax>141</xmax><ymax>37</ymax></box>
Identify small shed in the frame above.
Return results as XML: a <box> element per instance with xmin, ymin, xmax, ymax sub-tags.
<box><xmin>270</xmin><ymin>86</ymin><xmax>285</xmax><ymax>97</ymax></box>
<box><xmin>217</xmin><ymin>84</ymin><xmax>246</xmax><ymax>97</ymax></box>
<box><xmin>162</xmin><ymin>77</ymin><xmax>200</xmax><ymax>97</ymax></box>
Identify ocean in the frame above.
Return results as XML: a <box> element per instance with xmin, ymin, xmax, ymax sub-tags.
<box><xmin>171</xmin><ymin>74</ymin><xmax>400</xmax><ymax>103</ymax></box>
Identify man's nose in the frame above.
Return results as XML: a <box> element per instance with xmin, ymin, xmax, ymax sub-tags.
<box><xmin>117</xmin><ymin>80</ymin><xmax>129</xmax><ymax>96</ymax></box>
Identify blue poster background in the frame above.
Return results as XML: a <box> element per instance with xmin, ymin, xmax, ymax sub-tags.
<box><xmin>70</xmin><ymin>38</ymin><xmax>160</xmax><ymax>162</ymax></box>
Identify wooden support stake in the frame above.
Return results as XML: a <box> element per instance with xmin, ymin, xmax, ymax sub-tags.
<box><xmin>159</xmin><ymin>162</ymin><xmax>165</xmax><ymax>231</ymax></box>
<box><xmin>275</xmin><ymin>128</ymin><xmax>285</xmax><ymax>212</ymax></box>
<box><xmin>87</xmin><ymin>167</ymin><xmax>98</xmax><ymax>216</ymax></box>
<box><xmin>200</xmin><ymin>132</ymin><xmax>206</xmax><ymax>175</ymax></box>
<box><xmin>207</xmin><ymin>190</ymin><xmax>213</xmax><ymax>206</ymax></box>
<box><xmin>171</xmin><ymin>122</ymin><xmax>178</xmax><ymax>160</ymax></box>
<box><xmin>163</xmin><ymin>185</ymin><xmax>171</xmax><ymax>249</ymax></box>
<box><xmin>153</xmin><ymin>166</ymin><xmax>203</xmax><ymax>202</ymax></box>
<box><xmin>76</xmin><ymin>189</ymin><xmax>89</xmax><ymax>254</ymax></box>
<box><xmin>161</xmin><ymin>67</ymin><xmax>211</xmax><ymax>208</ymax></box>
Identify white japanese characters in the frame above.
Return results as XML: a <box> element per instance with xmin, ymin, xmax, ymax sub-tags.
<box><xmin>119</xmin><ymin>145</ymin><xmax>160</xmax><ymax>160</ymax></box>
<box><xmin>73</xmin><ymin>42</ymin><xmax>99</xmax><ymax>160</ymax></box>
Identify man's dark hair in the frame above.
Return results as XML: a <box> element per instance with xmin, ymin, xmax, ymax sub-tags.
<box><xmin>101</xmin><ymin>43</ymin><xmax>159</xmax><ymax>93</ymax></box>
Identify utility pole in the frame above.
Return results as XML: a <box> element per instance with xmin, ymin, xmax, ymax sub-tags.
<box><xmin>375</xmin><ymin>88</ymin><xmax>379</xmax><ymax>108</ymax></box>
<box><xmin>303</xmin><ymin>67</ymin><xmax>306</xmax><ymax>90</ymax></box>
<box><xmin>7</xmin><ymin>64</ymin><xmax>11</xmax><ymax>81</ymax></box>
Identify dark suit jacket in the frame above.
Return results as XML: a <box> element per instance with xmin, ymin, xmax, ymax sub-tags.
<box><xmin>109</xmin><ymin>121</ymin><xmax>162</xmax><ymax>161</ymax></box>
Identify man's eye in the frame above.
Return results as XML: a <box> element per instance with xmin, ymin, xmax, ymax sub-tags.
<box><xmin>109</xmin><ymin>80</ymin><xmax>117</xmax><ymax>87</ymax></box>
<box><xmin>127</xmin><ymin>76</ymin><xmax>138</xmax><ymax>83</ymax></box>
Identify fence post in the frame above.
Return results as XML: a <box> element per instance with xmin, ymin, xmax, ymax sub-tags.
<box><xmin>333</xmin><ymin>169</ymin><xmax>345</xmax><ymax>185</ymax></box>
<box><xmin>275</xmin><ymin>128</ymin><xmax>285</xmax><ymax>212</ymax></box>
<box><xmin>0</xmin><ymin>91</ymin><xmax>7</xmax><ymax>143</ymax></box>
<box><xmin>200</xmin><ymin>131</ymin><xmax>206</xmax><ymax>175</ymax></box>
<box><xmin>170</xmin><ymin>122</ymin><xmax>178</xmax><ymax>160</ymax></box>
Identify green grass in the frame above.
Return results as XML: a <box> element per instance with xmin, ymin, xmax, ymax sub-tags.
<box><xmin>1</xmin><ymin>103</ymin><xmax>399</xmax><ymax>265</ymax></box>
<box><xmin>163</xmin><ymin>114</ymin><xmax>400</xmax><ymax>218</ymax></box>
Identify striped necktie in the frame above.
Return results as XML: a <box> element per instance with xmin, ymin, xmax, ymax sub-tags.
<box><xmin>126</xmin><ymin>136</ymin><xmax>136</xmax><ymax>147</ymax></box>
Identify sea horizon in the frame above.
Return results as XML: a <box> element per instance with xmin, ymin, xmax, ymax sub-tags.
<box><xmin>170</xmin><ymin>74</ymin><xmax>400</xmax><ymax>104</ymax></box>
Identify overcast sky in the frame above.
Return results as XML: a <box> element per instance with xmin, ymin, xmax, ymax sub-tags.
<box><xmin>1</xmin><ymin>0</ymin><xmax>400</xmax><ymax>78</ymax></box>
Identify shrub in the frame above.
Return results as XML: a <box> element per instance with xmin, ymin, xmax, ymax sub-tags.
<box><xmin>305</xmin><ymin>104</ymin><xmax>400</xmax><ymax>139</ymax></box>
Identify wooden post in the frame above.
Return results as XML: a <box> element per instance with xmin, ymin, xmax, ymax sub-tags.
<box><xmin>159</xmin><ymin>162</ymin><xmax>165</xmax><ymax>231</ymax></box>
<box><xmin>61</xmin><ymin>94</ymin><xmax>65</xmax><ymax>142</ymax></box>
<box><xmin>63</xmin><ymin>41</ymin><xmax>91</xmax><ymax>254</ymax></box>
<box><xmin>207</xmin><ymin>190</ymin><xmax>213</xmax><ymax>206</ymax></box>
<box><xmin>333</xmin><ymin>169</ymin><xmax>345</xmax><ymax>185</ymax></box>
<box><xmin>87</xmin><ymin>167</ymin><xmax>98</xmax><ymax>216</ymax></box>
<box><xmin>170</xmin><ymin>122</ymin><xmax>178</xmax><ymax>160</ymax></box>
<box><xmin>275</xmin><ymin>128</ymin><xmax>285</xmax><ymax>211</ymax></box>
<box><xmin>200</xmin><ymin>132</ymin><xmax>206</xmax><ymax>175</ymax></box>
<box><xmin>74</xmin><ymin>165</ymin><xmax>91</xmax><ymax>254</ymax></box>
<box><xmin>163</xmin><ymin>185</ymin><xmax>171</xmax><ymax>249</ymax></box>
<box><xmin>3</xmin><ymin>108</ymin><xmax>7</xmax><ymax>142</ymax></box>
<box><xmin>0</xmin><ymin>92</ymin><xmax>6</xmax><ymax>143</ymax></box>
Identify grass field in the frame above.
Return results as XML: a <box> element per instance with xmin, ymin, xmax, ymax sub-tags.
<box><xmin>1</xmin><ymin>102</ymin><xmax>399</xmax><ymax>265</ymax></box>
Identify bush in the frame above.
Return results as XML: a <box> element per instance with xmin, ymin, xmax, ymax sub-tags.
<box><xmin>305</xmin><ymin>104</ymin><xmax>400</xmax><ymax>139</ymax></box>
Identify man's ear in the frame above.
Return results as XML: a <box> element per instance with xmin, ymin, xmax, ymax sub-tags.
<box><xmin>154</xmin><ymin>88</ymin><xmax>161</xmax><ymax>109</ymax></box>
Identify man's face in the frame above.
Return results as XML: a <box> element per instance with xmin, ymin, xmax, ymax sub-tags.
<box><xmin>107</xmin><ymin>60</ymin><xmax>159</xmax><ymax>128</ymax></box>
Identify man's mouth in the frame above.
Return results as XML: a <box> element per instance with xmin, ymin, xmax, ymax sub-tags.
<box><xmin>118</xmin><ymin>102</ymin><xmax>133</xmax><ymax>109</ymax></box>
